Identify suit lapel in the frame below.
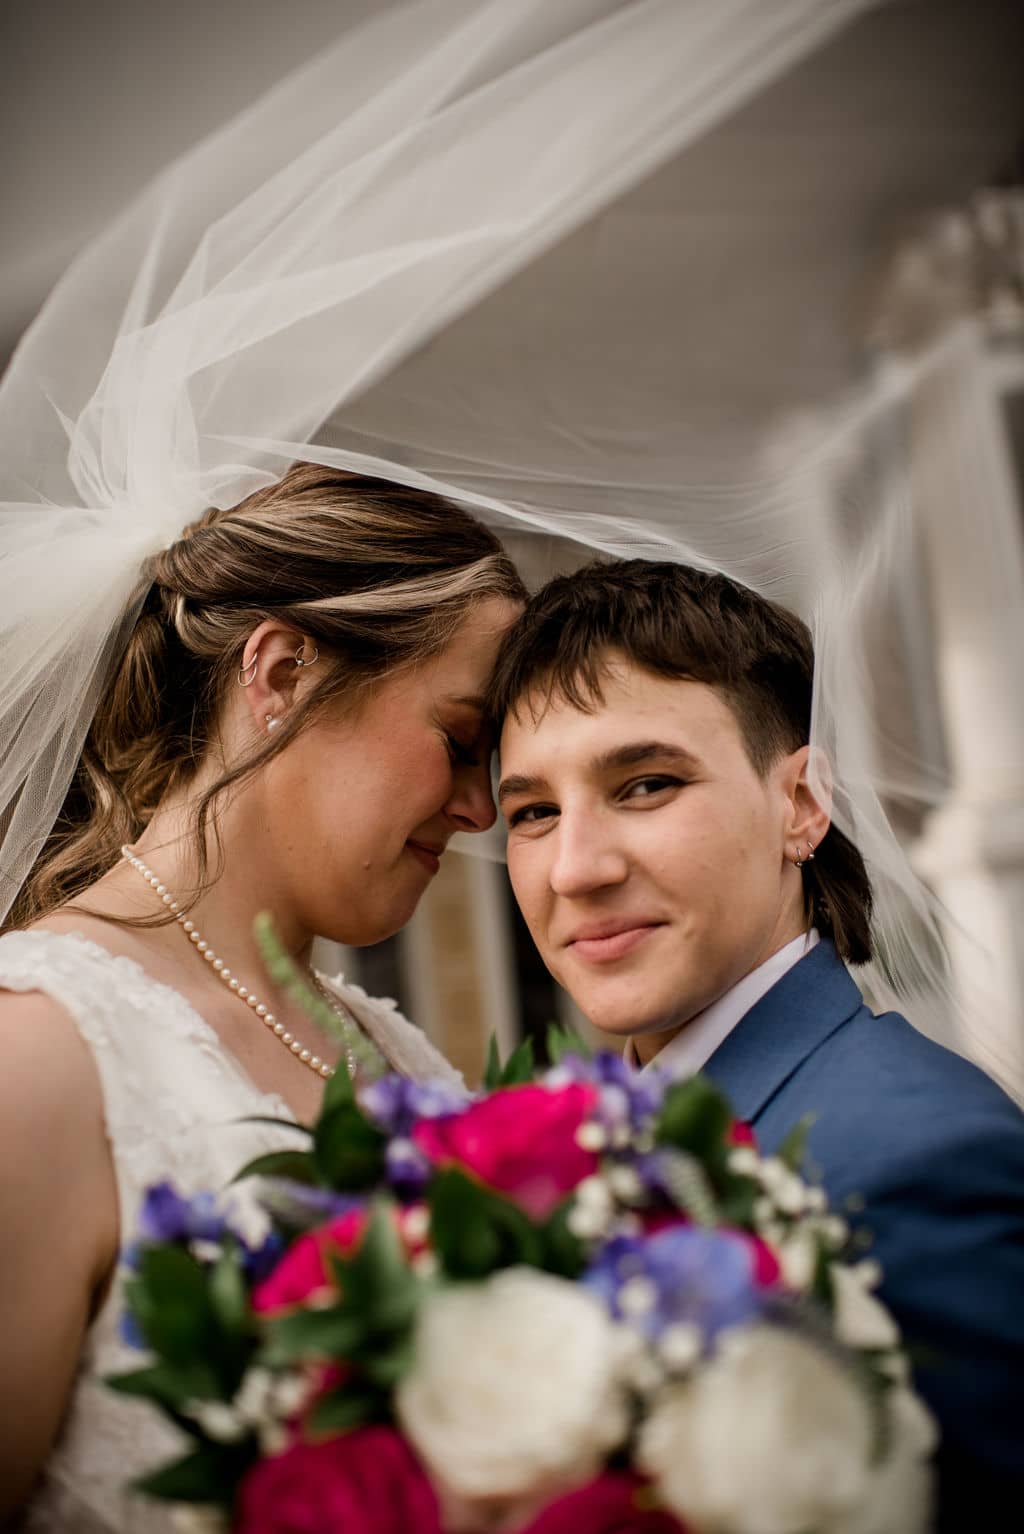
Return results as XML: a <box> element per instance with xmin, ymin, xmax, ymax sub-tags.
<box><xmin>702</xmin><ymin>940</ymin><xmax>865</xmax><ymax>1123</ymax></box>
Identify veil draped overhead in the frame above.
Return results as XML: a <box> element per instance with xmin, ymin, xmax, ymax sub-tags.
<box><xmin>1</xmin><ymin>0</ymin><xmax>1018</xmax><ymax>1091</ymax></box>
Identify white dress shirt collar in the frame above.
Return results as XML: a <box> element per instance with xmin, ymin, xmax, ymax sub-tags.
<box><xmin>623</xmin><ymin>929</ymin><xmax>820</xmax><ymax>1075</ymax></box>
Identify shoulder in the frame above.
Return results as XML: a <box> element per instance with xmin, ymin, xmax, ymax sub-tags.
<box><xmin>0</xmin><ymin>983</ymin><xmax>110</xmax><ymax>1149</ymax></box>
<box><xmin>0</xmin><ymin>988</ymin><xmax>115</xmax><ymax>1244</ymax></box>
<box><xmin>792</xmin><ymin>1001</ymin><xmax>1024</xmax><ymax>1195</ymax></box>
<box><xmin>813</xmin><ymin>999</ymin><xmax>1019</xmax><ymax>1117</ymax></box>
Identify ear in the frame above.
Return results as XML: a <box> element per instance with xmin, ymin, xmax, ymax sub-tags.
<box><xmin>778</xmin><ymin>744</ymin><xmax>832</xmax><ymax>863</ymax></box>
<box><xmin>236</xmin><ymin>620</ymin><xmax>321</xmax><ymax>736</ymax></box>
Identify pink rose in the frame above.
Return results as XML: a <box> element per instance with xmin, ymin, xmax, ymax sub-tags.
<box><xmin>413</xmin><ymin>1084</ymin><xmax>601</xmax><ymax>1220</ymax></box>
<box><xmin>641</xmin><ymin>1210</ymin><xmax>689</xmax><ymax>1238</ymax></box>
<box><xmin>727</xmin><ymin>1120</ymin><xmax>758</xmax><ymax>1148</ymax></box>
<box><xmin>234</xmin><ymin>1425</ymin><xmax>441</xmax><ymax>1534</ymax></box>
<box><xmin>740</xmin><ymin>1233</ymin><xmax>782</xmax><ymax>1288</ymax></box>
<box><xmin>517</xmin><ymin>1472</ymin><xmax>687</xmax><ymax>1533</ymax></box>
<box><xmin>252</xmin><ymin>1204</ymin><xmax>429</xmax><ymax>1316</ymax></box>
<box><xmin>252</xmin><ymin>1208</ymin><xmax>367</xmax><ymax>1315</ymax></box>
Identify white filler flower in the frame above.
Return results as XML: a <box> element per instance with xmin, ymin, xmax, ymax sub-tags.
<box><xmin>395</xmin><ymin>1267</ymin><xmax>630</xmax><ymax>1505</ymax></box>
<box><xmin>638</xmin><ymin>1323</ymin><xmax>931</xmax><ymax>1534</ymax></box>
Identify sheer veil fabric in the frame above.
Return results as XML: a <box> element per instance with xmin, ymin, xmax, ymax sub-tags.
<box><xmin>1</xmin><ymin>1</ymin><xmax>1015</xmax><ymax>1090</ymax></box>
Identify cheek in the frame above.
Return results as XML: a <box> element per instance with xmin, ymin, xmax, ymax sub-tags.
<box><xmin>507</xmin><ymin>845</ymin><xmax>546</xmax><ymax>927</ymax></box>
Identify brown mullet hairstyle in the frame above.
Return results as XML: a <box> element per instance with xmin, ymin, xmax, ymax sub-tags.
<box><xmin>10</xmin><ymin>464</ymin><xmax>526</xmax><ymax>930</ymax></box>
<box><xmin>486</xmin><ymin>558</ymin><xmax>874</xmax><ymax>966</ymax></box>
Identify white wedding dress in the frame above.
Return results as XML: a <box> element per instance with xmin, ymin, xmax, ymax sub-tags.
<box><xmin>0</xmin><ymin>929</ymin><xmax>463</xmax><ymax>1532</ymax></box>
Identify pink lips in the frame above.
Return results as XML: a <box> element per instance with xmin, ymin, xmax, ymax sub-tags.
<box><xmin>406</xmin><ymin>840</ymin><xmax>443</xmax><ymax>876</ymax></box>
<box><xmin>565</xmin><ymin>921</ymin><xmax>664</xmax><ymax>964</ymax></box>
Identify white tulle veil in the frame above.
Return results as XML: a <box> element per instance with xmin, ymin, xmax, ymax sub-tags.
<box><xmin>1</xmin><ymin>0</ymin><xmax>1018</xmax><ymax>1093</ymax></box>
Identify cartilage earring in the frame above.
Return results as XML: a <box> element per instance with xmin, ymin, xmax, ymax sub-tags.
<box><xmin>294</xmin><ymin>643</ymin><xmax>319</xmax><ymax>667</ymax></box>
<box><xmin>238</xmin><ymin>652</ymin><xmax>258</xmax><ymax>687</ymax></box>
<box><xmin>265</xmin><ymin>714</ymin><xmax>280</xmax><ymax>732</ymax></box>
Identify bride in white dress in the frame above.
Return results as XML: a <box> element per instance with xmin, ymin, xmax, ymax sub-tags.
<box><xmin>0</xmin><ymin>463</ymin><xmax>524</xmax><ymax>1529</ymax></box>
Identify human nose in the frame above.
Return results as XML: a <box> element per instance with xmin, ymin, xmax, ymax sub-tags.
<box><xmin>548</xmin><ymin>805</ymin><xmax>628</xmax><ymax>897</ymax></box>
<box><xmin>445</xmin><ymin>758</ymin><xmax>498</xmax><ymax>834</ymax></box>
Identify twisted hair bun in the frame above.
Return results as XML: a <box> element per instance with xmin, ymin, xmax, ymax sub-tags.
<box><xmin>14</xmin><ymin>465</ymin><xmax>524</xmax><ymax>926</ymax></box>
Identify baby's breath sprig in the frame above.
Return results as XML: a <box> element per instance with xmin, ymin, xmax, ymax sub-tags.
<box><xmin>253</xmin><ymin>911</ymin><xmax>388</xmax><ymax>1079</ymax></box>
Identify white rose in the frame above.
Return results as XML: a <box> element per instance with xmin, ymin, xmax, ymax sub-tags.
<box><xmin>395</xmin><ymin>1267</ymin><xmax>630</xmax><ymax>1513</ymax></box>
<box><xmin>840</xmin><ymin>1388</ymin><xmax>938</xmax><ymax>1534</ymax></box>
<box><xmin>830</xmin><ymin>1264</ymin><xmax>900</xmax><ymax>1352</ymax></box>
<box><xmin>169</xmin><ymin>1509</ymin><xmax>229</xmax><ymax>1534</ymax></box>
<box><xmin>638</xmin><ymin>1324</ymin><xmax>876</xmax><ymax>1533</ymax></box>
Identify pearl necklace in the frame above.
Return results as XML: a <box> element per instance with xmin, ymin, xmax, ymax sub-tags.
<box><xmin>120</xmin><ymin>846</ymin><xmax>356</xmax><ymax>1080</ymax></box>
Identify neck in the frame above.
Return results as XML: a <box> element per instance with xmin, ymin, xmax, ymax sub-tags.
<box><xmin>90</xmin><ymin>785</ymin><xmax>314</xmax><ymax>985</ymax></box>
<box><xmin>627</xmin><ymin>917</ymin><xmax>813</xmax><ymax>1069</ymax></box>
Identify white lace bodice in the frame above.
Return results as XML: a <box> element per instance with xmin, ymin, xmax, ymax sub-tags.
<box><xmin>0</xmin><ymin>929</ymin><xmax>463</xmax><ymax>1532</ymax></box>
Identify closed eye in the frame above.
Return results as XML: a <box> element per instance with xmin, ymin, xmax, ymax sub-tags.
<box><xmin>445</xmin><ymin>733</ymin><xmax>482</xmax><ymax>768</ymax></box>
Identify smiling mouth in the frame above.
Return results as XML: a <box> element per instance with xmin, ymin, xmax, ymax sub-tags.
<box><xmin>566</xmin><ymin>923</ymin><xmax>665</xmax><ymax>964</ymax></box>
<box><xmin>406</xmin><ymin>840</ymin><xmax>443</xmax><ymax>875</ymax></box>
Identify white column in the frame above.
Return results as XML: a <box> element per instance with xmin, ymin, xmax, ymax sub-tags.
<box><xmin>910</xmin><ymin>334</ymin><xmax>1024</xmax><ymax>1095</ymax></box>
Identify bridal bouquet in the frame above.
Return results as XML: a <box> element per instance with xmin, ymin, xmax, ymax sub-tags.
<box><xmin>109</xmin><ymin>1036</ymin><xmax>936</xmax><ymax>1534</ymax></box>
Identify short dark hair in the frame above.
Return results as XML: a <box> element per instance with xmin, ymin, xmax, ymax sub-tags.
<box><xmin>488</xmin><ymin>558</ymin><xmax>873</xmax><ymax>965</ymax></box>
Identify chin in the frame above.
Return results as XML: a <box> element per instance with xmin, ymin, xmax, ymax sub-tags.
<box><xmin>568</xmin><ymin>981</ymin><xmax>680</xmax><ymax>1043</ymax></box>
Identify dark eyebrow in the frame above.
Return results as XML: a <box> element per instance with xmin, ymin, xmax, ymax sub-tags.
<box><xmin>498</xmin><ymin>741</ymin><xmax>700</xmax><ymax>805</ymax></box>
<box><xmin>497</xmin><ymin>771</ymin><xmax>549</xmax><ymax>805</ymax></box>
<box><xmin>596</xmin><ymin>741</ymin><xmax>702</xmax><ymax>774</ymax></box>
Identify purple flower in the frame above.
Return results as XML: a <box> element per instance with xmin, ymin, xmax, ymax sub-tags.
<box><xmin>138</xmin><ymin>1182</ymin><xmax>227</xmax><ymax>1244</ymax></box>
<box><xmin>119</xmin><ymin>1307</ymin><xmax>147</xmax><ymax>1351</ymax></box>
<box><xmin>583</xmin><ymin>1226</ymin><xmax>764</xmax><ymax>1350</ymax></box>
<box><xmin>242</xmin><ymin>1230</ymin><xmax>287</xmax><ymax>1285</ymax></box>
<box><xmin>257</xmin><ymin>1180</ymin><xmax>359</xmax><ymax>1232</ymax></box>
<box><xmin>544</xmin><ymin>1050</ymin><xmax>668</xmax><ymax>1136</ymax></box>
<box><xmin>385</xmin><ymin>1135</ymin><xmax>433</xmax><ymax>1196</ymax></box>
<box><xmin>358</xmin><ymin>1074</ymin><xmax>466</xmax><ymax>1136</ymax></box>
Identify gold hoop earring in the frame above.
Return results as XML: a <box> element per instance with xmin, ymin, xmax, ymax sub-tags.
<box><xmin>237</xmin><ymin>652</ymin><xmax>258</xmax><ymax>687</ymax></box>
<box><xmin>294</xmin><ymin>643</ymin><xmax>319</xmax><ymax>668</ymax></box>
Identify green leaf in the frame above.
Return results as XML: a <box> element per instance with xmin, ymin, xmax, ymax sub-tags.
<box><xmin>499</xmin><ymin>1036</ymin><xmax>536</xmax><ymax>1086</ymax></box>
<box><xmin>129</xmin><ymin>1248</ymin><xmax>216</xmax><ymax>1368</ymax></box>
<box><xmin>428</xmin><ymin>1168</ymin><xmax>543</xmax><ymax>1279</ymax></box>
<box><xmin>312</xmin><ymin>1103</ymin><xmax>387</xmax><ymax>1191</ymax></box>
<box><xmin>104</xmin><ymin>1360</ymin><xmax>221</xmax><ymax>1411</ymax></box>
<box><xmin>320</xmin><ymin>1055</ymin><xmax>357</xmax><ymax>1114</ymax></box>
<box><xmin>235</xmin><ymin>1114</ymin><xmax>314</xmax><ymax>1137</ymax></box>
<box><xmin>656</xmin><ymin>1075</ymin><xmax>734</xmax><ymax>1159</ymax></box>
<box><xmin>716</xmin><ymin>1173</ymin><xmax>761</xmax><ymax>1227</ymax></box>
<box><xmin>133</xmin><ymin>1441</ymin><xmax>251</xmax><ymax>1505</ymax></box>
<box><xmin>260</xmin><ymin>1304</ymin><xmax>367</xmax><ymax>1366</ymax></box>
<box><xmin>209</xmin><ymin>1246</ymin><xmax>250</xmax><ymax>1337</ymax></box>
<box><xmin>776</xmin><ymin>1113</ymin><xmax>817</xmax><ymax>1172</ymax></box>
<box><xmin>361</xmin><ymin>1333</ymin><xmax>416</xmax><ymax>1388</ymax></box>
<box><xmin>306</xmin><ymin>1386</ymin><xmax>385</xmax><ymax>1436</ymax></box>
<box><xmin>323</xmin><ymin>1202</ymin><xmax>423</xmax><ymax>1343</ymax></box>
<box><xmin>483</xmin><ymin>1034</ymin><xmax>502</xmax><ymax>1090</ymax></box>
<box><xmin>232</xmin><ymin>1149</ymin><xmax>318</xmax><ymax>1186</ymax></box>
<box><xmin>545</xmin><ymin>1022</ymin><xmax>593</xmax><ymax>1065</ymax></box>
<box><xmin>538</xmin><ymin>1198</ymin><xmax>587</xmax><ymax>1279</ymax></box>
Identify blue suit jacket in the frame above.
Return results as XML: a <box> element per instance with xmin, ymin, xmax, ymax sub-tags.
<box><xmin>703</xmin><ymin>939</ymin><xmax>1024</xmax><ymax>1527</ymax></box>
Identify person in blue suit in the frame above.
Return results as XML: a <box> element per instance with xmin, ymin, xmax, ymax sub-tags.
<box><xmin>489</xmin><ymin>558</ymin><xmax>1024</xmax><ymax>1529</ymax></box>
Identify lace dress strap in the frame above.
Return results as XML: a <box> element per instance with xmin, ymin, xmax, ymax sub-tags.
<box><xmin>317</xmin><ymin>969</ymin><xmax>467</xmax><ymax>1091</ymax></box>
